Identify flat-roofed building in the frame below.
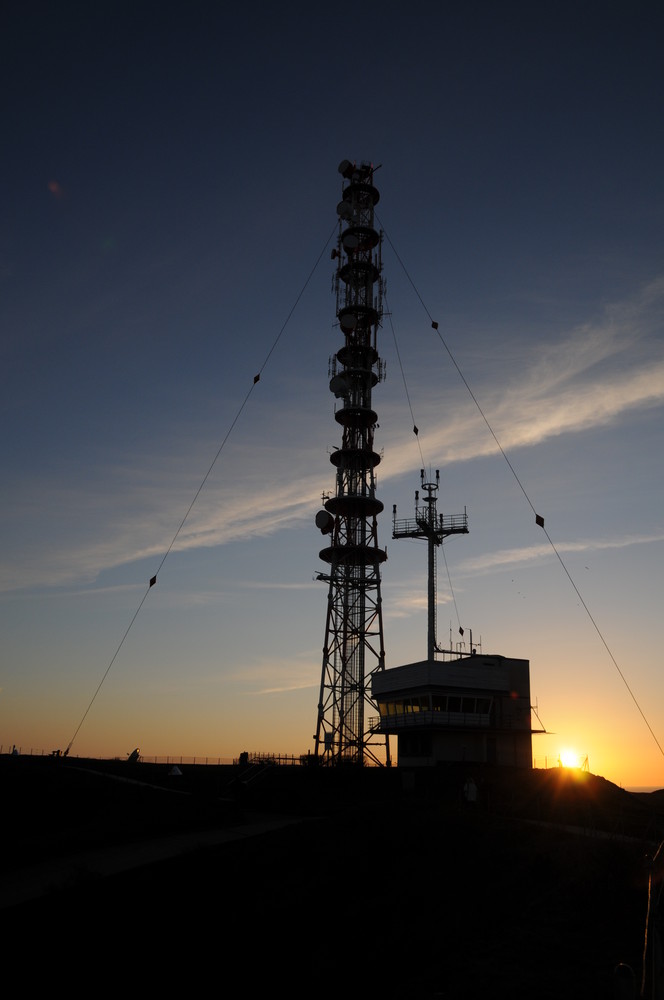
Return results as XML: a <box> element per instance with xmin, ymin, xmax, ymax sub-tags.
<box><xmin>371</xmin><ymin>654</ymin><xmax>533</xmax><ymax>768</ymax></box>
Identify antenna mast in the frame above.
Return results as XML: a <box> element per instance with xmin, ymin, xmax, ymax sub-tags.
<box><xmin>314</xmin><ymin>159</ymin><xmax>389</xmax><ymax>766</ymax></box>
<box><xmin>392</xmin><ymin>470</ymin><xmax>468</xmax><ymax>661</ymax></box>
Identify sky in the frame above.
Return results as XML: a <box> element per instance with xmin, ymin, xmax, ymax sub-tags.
<box><xmin>2</xmin><ymin>1</ymin><xmax>663</xmax><ymax>787</ymax></box>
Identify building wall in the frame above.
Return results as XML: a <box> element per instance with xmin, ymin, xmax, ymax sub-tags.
<box><xmin>397</xmin><ymin>728</ymin><xmax>531</xmax><ymax>768</ymax></box>
<box><xmin>373</xmin><ymin>654</ymin><xmax>533</xmax><ymax>769</ymax></box>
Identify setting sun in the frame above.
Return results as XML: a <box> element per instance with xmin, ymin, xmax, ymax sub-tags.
<box><xmin>560</xmin><ymin>749</ymin><xmax>581</xmax><ymax>768</ymax></box>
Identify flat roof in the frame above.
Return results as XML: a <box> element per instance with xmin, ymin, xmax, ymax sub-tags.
<box><xmin>372</xmin><ymin>655</ymin><xmax>530</xmax><ymax>697</ymax></box>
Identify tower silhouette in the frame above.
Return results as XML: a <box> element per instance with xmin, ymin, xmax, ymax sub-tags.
<box><xmin>314</xmin><ymin>160</ymin><xmax>389</xmax><ymax>765</ymax></box>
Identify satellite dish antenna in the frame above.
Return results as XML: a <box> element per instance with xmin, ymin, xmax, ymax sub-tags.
<box><xmin>338</xmin><ymin>159</ymin><xmax>354</xmax><ymax>178</ymax></box>
<box><xmin>315</xmin><ymin>510</ymin><xmax>334</xmax><ymax>535</ymax></box>
<box><xmin>338</xmin><ymin>308</ymin><xmax>357</xmax><ymax>332</ymax></box>
<box><xmin>336</xmin><ymin>200</ymin><xmax>352</xmax><ymax>220</ymax></box>
<box><xmin>330</xmin><ymin>374</ymin><xmax>349</xmax><ymax>398</ymax></box>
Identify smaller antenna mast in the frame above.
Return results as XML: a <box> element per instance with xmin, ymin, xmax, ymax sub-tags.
<box><xmin>393</xmin><ymin>470</ymin><xmax>468</xmax><ymax>660</ymax></box>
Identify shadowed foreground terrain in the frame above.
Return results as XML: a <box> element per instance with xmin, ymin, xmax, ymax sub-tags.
<box><xmin>3</xmin><ymin>755</ymin><xmax>663</xmax><ymax>997</ymax></box>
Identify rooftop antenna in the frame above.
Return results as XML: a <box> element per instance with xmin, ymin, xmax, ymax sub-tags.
<box><xmin>393</xmin><ymin>469</ymin><xmax>468</xmax><ymax>661</ymax></box>
<box><xmin>314</xmin><ymin>160</ymin><xmax>389</xmax><ymax>766</ymax></box>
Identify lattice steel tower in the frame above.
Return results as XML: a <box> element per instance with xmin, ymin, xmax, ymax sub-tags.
<box><xmin>314</xmin><ymin>159</ymin><xmax>389</xmax><ymax>766</ymax></box>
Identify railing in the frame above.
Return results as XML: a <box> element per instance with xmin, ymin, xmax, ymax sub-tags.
<box><xmin>392</xmin><ymin>512</ymin><xmax>469</xmax><ymax>536</ymax></box>
<box><xmin>135</xmin><ymin>755</ymin><xmax>235</xmax><ymax>765</ymax></box>
<box><xmin>371</xmin><ymin>710</ymin><xmax>492</xmax><ymax>730</ymax></box>
<box><xmin>534</xmin><ymin>754</ymin><xmax>590</xmax><ymax>771</ymax></box>
<box><xmin>371</xmin><ymin>711</ymin><xmax>536</xmax><ymax>733</ymax></box>
<box><xmin>1</xmin><ymin>746</ymin><xmax>232</xmax><ymax>766</ymax></box>
<box><xmin>1</xmin><ymin>745</ymin><xmax>312</xmax><ymax>766</ymax></box>
<box><xmin>1</xmin><ymin>745</ymin><xmax>53</xmax><ymax>757</ymax></box>
<box><xmin>236</xmin><ymin>752</ymin><xmax>307</xmax><ymax>766</ymax></box>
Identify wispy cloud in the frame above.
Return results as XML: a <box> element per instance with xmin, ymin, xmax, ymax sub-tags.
<box><xmin>2</xmin><ymin>277</ymin><xmax>662</xmax><ymax>593</ymax></box>
<box><xmin>386</xmin><ymin>274</ymin><xmax>664</xmax><ymax>467</ymax></box>
<box><xmin>383</xmin><ymin>586</ymin><xmax>455</xmax><ymax>620</ymax></box>
<box><xmin>254</xmin><ymin>680</ymin><xmax>318</xmax><ymax>695</ymax></box>
<box><xmin>459</xmin><ymin>532</ymin><xmax>664</xmax><ymax>575</ymax></box>
<box><xmin>225</xmin><ymin>648</ymin><xmax>320</xmax><ymax>696</ymax></box>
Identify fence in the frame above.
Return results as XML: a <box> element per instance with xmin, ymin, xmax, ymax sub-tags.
<box><xmin>237</xmin><ymin>752</ymin><xmax>308</xmax><ymax>766</ymax></box>
<box><xmin>534</xmin><ymin>754</ymin><xmax>589</xmax><ymax>771</ymax></box>
<box><xmin>1</xmin><ymin>745</ymin><xmax>234</xmax><ymax>765</ymax></box>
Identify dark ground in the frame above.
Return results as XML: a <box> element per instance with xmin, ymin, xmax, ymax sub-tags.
<box><xmin>3</xmin><ymin>755</ymin><xmax>664</xmax><ymax>998</ymax></box>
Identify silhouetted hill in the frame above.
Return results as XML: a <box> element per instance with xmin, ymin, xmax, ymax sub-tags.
<box><xmin>3</xmin><ymin>755</ymin><xmax>663</xmax><ymax>997</ymax></box>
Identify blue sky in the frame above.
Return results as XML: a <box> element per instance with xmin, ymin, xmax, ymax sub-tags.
<box><xmin>2</xmin><ymin>2</ymin><xmax>663</xmax><ymax>784</ymax></box>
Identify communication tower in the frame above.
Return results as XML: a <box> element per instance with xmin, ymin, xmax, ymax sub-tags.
<box><xmin>392</xmin><ymin>470</ymin><xmax>469</xmax><ymax>661</ymax></box>
<box><xmin>314</xmin><ymin>159</ymin><xmax>389</xmax><ymax>766</ymax></box>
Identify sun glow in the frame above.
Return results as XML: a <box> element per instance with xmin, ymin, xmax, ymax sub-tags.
<box><xmin>559</xmin><ymin>749</ymin><xmax>581</xmax><ymax>768</ymax></box>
